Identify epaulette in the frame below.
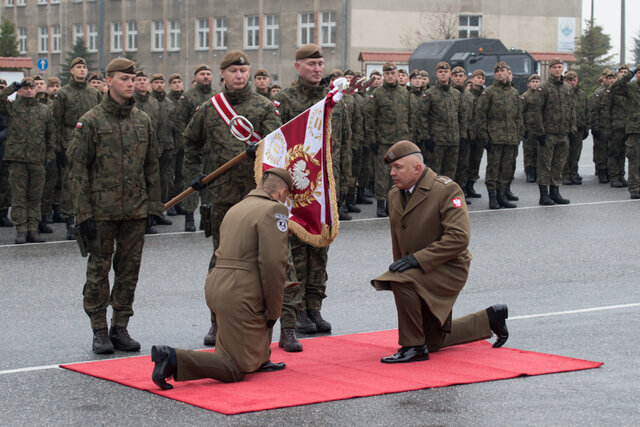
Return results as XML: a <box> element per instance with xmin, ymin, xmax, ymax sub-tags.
<box><xmin>436</xmin><ymin>176</ymin><xmax>452</xmax><ymax>184</ymax></box>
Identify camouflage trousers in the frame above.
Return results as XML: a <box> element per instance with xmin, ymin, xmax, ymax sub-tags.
<box><xmin>0</xmin><ymin>159</ymin><xmax>10</xmax><ymax>209</ymax></box>
<box><xmin>536</xmin><ymin>134</ymin><xmax>569</xmax><ymax>186</ymax></box>
<box><xmin>83</xmin><ymin>219</ymin><xmax>146</xmax><ymax>329</ymax></box>
<box><xmin>374</xmin><ymin>146</ymin><xmax>393</xmax><ymax>200</ymax></box>
<box><xmin>280</xmin><ymin>233</ymin><xmax>328</xmax><ymax>328</ymax></box>
<box><xmin>593</xmin><ymin>132</ymin><xmax>610</xmax><ymax>173</ymax></box>
<box><xmin>159</xmin><ymin>148</ymin><xmax>174</xmax><ymax>203</ymax></box>
<box><xmin>608</xmin><ymin>130</ymin><xmax>627</xmax><ymax>181</ymax></box>
<box><xmin>169</xmin><ymin>148</ymin><xmax>185</xmax><ymax>199</ymax></box>
<box><xmin>53</xmin><ymin>165</ymin><xmax>62</xmax><ymax>205</ymax></box>
<box><xmin>467</xmin><ymin>140</ymin><xmax>484</xmax><ymax>183</ymax></box>
<box><xmin>8</xmin><ymin>161</ymin><xmax>45</xmax><ymax>232</ymax></box>
<box><xmin>430</xmin><ymin>145</ymin><xmax>458</xmax><ymax>180</ymax></box>
<box><xmin>358</xmin><ymin>145</ymin><xmax>374</xmax><ymax>191</ymax></box>
<box><xmin>563</xmin><ymin>128</ymin><xmax>585</xmax><ymax>179</ymax></box>
<box><xmin>41</xmin><ymin>160</ymin><xmax>58</xmax><ymax>217</ymax></box>
<box><xmin>348</xmin><ymin>142</ymin><xmax>364</xmax><ymax>196</ymax></box>
<box><xmin>523</xmin><ymin>133</ymin><xmax>538</xmax><ymax>171</ymax></box>
<box><xmin>455</xmin><ymin>140</ymin><xmax>471</xmax><ymax>187</ymax></box>
<box><xmin>485</xmin><ymin>144</ymin><xmax>517</xmax><ymax>190</ymax></box>
<box><xmin>509</xmin><ymin>140</ymin><xmax>520</xmax><ymax>183</ymax></box>
<box><xmin>625</xmin><ymin>134</ymin><xmax>640</xmax><ymax>194</ymax></box>
<box><xmin>59</xmin><ymin>165</ymin><xmax>74</xmax><ymax>216</ymax></box>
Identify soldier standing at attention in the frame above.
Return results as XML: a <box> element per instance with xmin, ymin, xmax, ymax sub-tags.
<box><xmin>365</xmin><ymin>62</ymin><xmax>416</xmax><ymax>217</ymax></box>
<box><xmin>450</xmin><ymin>66</ymin><xmax>473</xmax><ymax>203</ymax></box>
<box><xmin>521</xmin><ymin>74</ymin><xmax>543</xmax><ymax>183</ymax></box>
<box><xmin>254</xmin><ymin>68</ymin><xmax>271</xmax><ymax>98</ymax></box>
<box><xmin>343</xmin><ymin>69</ymin><xmax>368</xmax><ymax>210</ymax></box>
<box><xmin>166</xmin><ymin>73</ymin><xmax>187</xmax><ymax>215</ymax></box>
<box><xmin>53</xmin><ymin>57</ymin><xmax>102</xmax><ymax>240</ymax></box>
<box><xmin>476</xmin><ymin>62</ymin><xmax>523</xmax><ymax>209</ymax></box>
<box><xmin>408</xmin><ymin>70</ymin><xmax>423</xmax><ymax>97</ymax></box>
<box><xmin>589</xmin><ymin>71</ymin><xmax>609</xmax><ymax>184</ymax></box>
<box><xmin>46</xmin><ymin>78</ymin><xmax>65</xmax><ymax>224</ymax></box>
<box><xmin>465</xmin><ymin>70</ymin><xmax>486</xmax><ymax>199</ymax></box>
<box><xmin>607</xmin><ymin>65</ymin><xmax>631</xmax><ymax>188</ymax></box>
<box><xmin>533</xmin><ymin>58</ymin><xmax>576</xmax><ymax>205</ymax></box>
<box><xmin>0</xmin><ymin>78</ymin><xmax>10</xmax><ymax>228</ymax></box>
<box><xmin>0</xmin><ymin>77</ymin><xmax>56</xmax><ymax>244</ymax></box>
<box><xmin>67</xmin><ymin>58</ymin><xmax>163</xmax><ymax>354</ymax></box>
<box><xmin>397</xmin><ymin>69</ymin><xmax>409</xmax><ymax>88</ymax></box>
<box><xmin>36</xmin><ymin>76</ymin><xmax>58</xmax><ymax>234</ymax></box>
<box><xmin>562</xmin><ymin>71</ymin><xmax>590</xmax><ymax>185</ymax></box>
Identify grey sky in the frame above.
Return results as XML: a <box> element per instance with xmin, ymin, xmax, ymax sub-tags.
<box><xmin>582</xmin><ymin>0</ymin><xmax>639</xmax><ymax>63</ymax></box>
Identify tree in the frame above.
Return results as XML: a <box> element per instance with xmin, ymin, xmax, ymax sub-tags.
<box><xmin>572</xmin><ymin>20</ymin><xmax>614</xmax><ymax>96</ymax></box>
<box><xmin>59</xmin><ymin>37</ymin><xmax>96</xmax><ymax>85</ymax></box>
<box><xmin>632</xmin><ymin>30</ymin><xmax>640</xmax><ymax>67</ymax></box>
<box><xmin>400</xmin><ymin>2</ymin><xmax>460</xmax><ymax>50</ymax></box>
<box><xmin>0</xmin><ymin>17</ymin><xmax>19</xmax><ymax>57</ymax></box>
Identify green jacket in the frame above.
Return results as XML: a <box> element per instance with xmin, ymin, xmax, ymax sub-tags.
<box><xmin>611</xmin><ymin>71</ymin><xmax>640</xmax><ymax>135</ymax></box>
<box><xmin>149</xmin><ymin>90</ymin><xmax>175</xmax><ymax>153</ymax></box>
<box><xmin>590</xmin><ymin>85</ymin><xmax>612</xmax><ymax>135</ymax></box>
<box><xmin>365</xmin><ymin>81</ymin><xmax>416</xmax><ymax>148</ymax></box>
<box><xmin>419</xmin><ymin>81</ymin><xmax>466</xmax><ymax>145</ymax></box>
<box><xmin>476</xmin><ymin>80</ymin><xmax>523</xmax><ymax>145</ymax></box>
<box><xmin>67</xmin><ymin>92</ymin><xmax>162</xmax><ymax>223</ymax></box>
<box><xmin>534</xmin><ymin>75</ymin><xmax>577</xmax><ymax>136</ymax></box>
<box><xmin>0</xmin><ymin>85</ymin><xmax>56</xmax><ymax>165</ymax></box>
<box><xmin>178</xmin><ymin>84</ymin><xmax>215</xmax><ymax>131</ymax></box>
<box><xmin>53</xmin><ymin>79</ymin><xmax>102</xmax><ymax>152</ymax></box>
<box><xmin>521</xmin><ymin>87</ymin><xmax>544</xmax><ymax>133</ymax></box>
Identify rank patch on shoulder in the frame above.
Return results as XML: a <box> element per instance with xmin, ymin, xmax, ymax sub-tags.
<box><xmin>76</xmin><ymin>122</ymin><xmax>83</xmax><ymax>128</ymax></box>
<box><xmin>451</xmin><ymin>197</ymin><xmax>463</xmax><ymax>208</ymax></box>
<box><xmin>437</xmin><ymin>176</ymin><xmax>452</xmax><ymax>184</ymax></box>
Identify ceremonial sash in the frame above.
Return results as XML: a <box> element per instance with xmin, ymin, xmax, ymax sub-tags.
<box><xmin>210</xmin><ymin>92</ymin><xmax>262</xmax><ymax>144</ymax></box>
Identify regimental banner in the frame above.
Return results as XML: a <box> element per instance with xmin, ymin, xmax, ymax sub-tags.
<box><xmin>254</xmin><ymin>93</ymin><xmax>339</xmax><ymax>247</ymax></box>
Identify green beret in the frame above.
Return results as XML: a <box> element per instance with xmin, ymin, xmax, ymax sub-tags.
<box><xmin>194</xmin><ymin>64</ymin><xmax>212</xmax><ymax>75</ymax></box>
<box><xmin>436</xmin><ymin>62</ymin><xmax>451</xmax><ymax>70</ymax></box>
<box><xmin>70</xmin><ymin>57</ymin><xmax>87</xmax><ymax>69</ymax></box>
<box><xmin>549</xmin><ymin>58</ymin><xmax>563</xmax><ymax>67</ymax></box>
<box><xmin>105</xmin><ymin>58</ymin><xmax>136</xmax><ymax>74</ymax></box>
<box><xmin>264</xmin><ymin>167</ymin><xmax>293</xmax><ymax>192</ymax></box>
<box><xmin>384</xmin><ymin>140</ymin><xmax>422</xmax><ymax>164</ymax></box>
<box><xmin>296</xmin><ymin>43</ymin><xmax>323</xmax><ymax>60</ymax></box>
<box><xmin>254</xmin><ymin>68</ymin><xmax>269</xmax><ymax>77</ymax></box>
<box><xmin>451</xmin><ymin>66</ymin><xmax>465</xmax><ymax>74</ymax></box>
<box><xmin>397</xmin><ymin>68</ymin><xmax>408</xmax><ymax>75</ymax></box>
<box><xmin>220</xmin><ymin>50</ymin><xmax>250</xmax><ymax>69</ymax></box>
<box><xmin>168</xmin><ymin>73</ymin><xmax>182</xmax><ymax>83</ymax></box>
<box><xmin>382</xmin><ymin>62</ymin><xmax>396</xmax><ymax>72</ymax></box>
<box><xmin>150</xmin><ymin>73</ymin><xmax>164</xmax><ymax>83</ymax></box>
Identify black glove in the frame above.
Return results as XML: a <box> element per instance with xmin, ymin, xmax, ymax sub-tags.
<box><xmin>246</xmin><ymin>143</ymin><xmax>258</xmax><ymax>159</ymax></box>
<box><xmin>524</xmin><ymin>130</ymin><xmax>529</xmax><ymax>139</ymax></box>
<box><xmin>55</xmin><ymin>151</ymin><xmax>67</xmax><ymax>168</ymax></box>
<box><xmin>79</xmin><ymin>218</ymin><xmax>96</xmax><ymax>241</ymax></box>
<box><xmin>568</xmin><ymin>132</ymin><xmax>576</xmax><ymax>145</ymax></box>
<box><xmin>389</xmin><ymin>254</ymin><xmax>420</xmax><ymax>273</ymax></box>
<box><xmin>481</xmin><ymin>140</ymin><xmax>492</xmax><ymax>153</ymax></box>
<box><xmin>12</xmin><ymin>81</ymin><xmax>23</xmax><ymax>91</ymax></box>
<box><xmin>537</xmin><ymin>135</ymin><xmax>546</xmax><ymax>146</ymax></box>
<box><xmin>421</xmin><ymin>138</ymin><xmax>435</xmax><ymax>153</ymax></box>
<box><xmin>266</xmin><ymin>319</ymin><xmax>276</xmax><ymax>329</ymax></box>
<box><xmin>592</xmin><ymin>129</ymin><xmax>601</xmax><ymax>139</ymax></box>
<box><xmin>459</xmin><ymin>138</ymin><xmax>468</xmax><ymax>150</ymax></box>
<box><xmin>583</xmin><ymin>130</ymin><xmax>589</xmax><ymax>140</ymax></box>
<box><xmin>190</xmin><ymin>173</ymin><xmax>207</xmax><ymax>191</ymax></box>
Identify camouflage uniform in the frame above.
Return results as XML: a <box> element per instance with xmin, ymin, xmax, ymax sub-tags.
<box><xmin>0</xmin><ymin>112</ymin><xmax>9</xmax><ymax>213</ymax></box>
<box><xmin>607</xmin><ymin>81</ymin><xmax>629</xmax><ymax>185</ymax></box>
<box><xmin>0</xmin><ymin>85</ymin><xmax>56</xmax><ymax>232</ymax></box>
<box><xmin>453</xmin><ymin>84</ymin><xmax>475</xmax><ymax>189</ymax></box>
<box><xmin>150</xmin><ymin>90</ymin><xmax>176</xmax><ymax>203</ymax></box>
<box><xmin>590</xmin><ymin>85</ymin><xmax>610</xmax><ymax>179</ymax></box>
<box><xmin>419</xmin><ymin>81</ymin><xmax>466</xmax><ymax>179</ymax></box>
<box><xmin>67</xmin><ymin>92</ymin><xmax>162</xmax><ymax>330</ymax></box>
<box><xmin>39</xmin><ymin>93</ymin><xmax>58</xmax><ymax>219</ymax></box>
<box><xmin>610</xmin><ymin>70</ymin><xmax>640</xmax><ymax>195</ymax></box>
<box><xmin>365</xmin><ymin>81</ymin><xmax>416</xmax><ymax>200</ymax></box>
<box><xmin>356</xmin><ymin>90</ymin><xmax>374</xmax><ymax>195</ymax></box>
<box><xmin>521</xmin><ymin>87</ymin><xmax>544</xmax><ymax>176</ymax></box>
<box><xmin>52</xmin><ymin>79</ymin><xmax>102</xmax><ymax>216</ymax></box>
<box><xmin>168</xmin><ymin>89</ymin><xmax>185</xmax><ymax>200</ymax></box>
<box><xmin>466</xmin><ymin>85</ymin><xmax>485</xmax><ymax>186</ymax></box>
<box><xmin>343</xmin><ymin>93</ymin><xmax>364</xmax><ymax>200</ymax></box>
<box><xmin>563</xmin><ymin>85</ymin><xmax>590</xmax><ymax>182</ymax></box>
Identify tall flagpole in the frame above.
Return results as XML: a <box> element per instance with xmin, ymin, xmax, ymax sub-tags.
<box><xmin>620</xmin><ymin>0</ymin><xmax>625</xmax><ymax>65</ymax></box>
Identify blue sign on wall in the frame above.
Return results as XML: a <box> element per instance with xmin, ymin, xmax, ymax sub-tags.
<box><xmin>37</xmin><ymin>58</ymin><xmax>48</xmax><ymax>71</ymax></box>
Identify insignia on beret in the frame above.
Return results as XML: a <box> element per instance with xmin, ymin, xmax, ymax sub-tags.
<box><xmin>388</xmin><ymin>152</ymin><xmax>395</xmax><ymax>160</ymax></box>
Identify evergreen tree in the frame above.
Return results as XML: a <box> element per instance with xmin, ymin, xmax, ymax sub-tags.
<box><xmin>59</xmin><ymin>37</ymin><xmax>95</xmax><ymax>85</ymax></box>
<box><xmin>632</xmin><ymin>30</ymin><xmax>640</xmax><ymax>67</ymax></box>
<box><xmin>572</xmin><ymin>20</ymin><xmax>614</xmax><ymax>96</ymax></box>
<box><xmin>0</xmin><ymin>17</ymin><xmax>19</xmax><ymax>57</ymax></box>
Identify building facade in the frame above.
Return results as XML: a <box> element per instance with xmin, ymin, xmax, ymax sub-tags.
<box><xmin>2</xmin><ymin>0</ymin><xmax>581</xmax><ymax>86</ymax></box>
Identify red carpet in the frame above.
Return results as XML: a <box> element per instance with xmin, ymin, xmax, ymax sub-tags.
<box><xmin>60</xmin><ymin>330</ymin><xmax>602</xmax><ymax>415</ymax></box>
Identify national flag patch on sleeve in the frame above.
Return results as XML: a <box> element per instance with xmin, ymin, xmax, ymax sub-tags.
<box><xmin>273</xmin><ymin>100</ymin><xmax>281</xmax><ymax>107</ymax></box>
<box><xmin>76</xmin><ymin>122</ymin><xmax>83</xmax><ymax>128</ymax></box>
<box><xmin>451</xmin><ymin>197</ymin><xmax>463</xmax><ymax>208</ymax></box>
<box><xmin>275</xmin><ymin>109</ymin><xmax>280</xmax><ymax>116</ymax></box>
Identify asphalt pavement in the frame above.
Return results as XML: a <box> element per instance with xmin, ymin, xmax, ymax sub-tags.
<box><xmin>1</xmin><ymin>140</ymin><xmax>639</xmax><ymax>425</ymax></box>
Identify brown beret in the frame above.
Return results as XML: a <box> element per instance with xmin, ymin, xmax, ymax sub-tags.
<box><xmin>605</xmin><ymin>70</ymin><xmax>617</xmax><ymax>78</ymax></box>
<box><xmin>135</xmin><ymin>71</ymin><xmax>148</xmax><ymax>79</ymax></box>
<box><xmin>370</xmin><ymin>70</ymin><xmax>381</xmax><ymax>77</ymax></box>
<box><xmin>150</xmin><ymin>73</ymin><xmax>164</xmax><ymax>83</ymax></box>
<box><xmin>47</xmin><ymin>77</ymin><xmax>61</xmax><ymax>86</ymax></box>
<box><xmin>254</xmin><ymin>67</ymin><xmax>269</xmax><ymax>77</ymax></box>
<box><xmin>168</xmin><ymin>73</ymin><xmax>182</xmax><ymax>83</ymax></box>
<box><xmin>472</xmin><ymin>69</ymin><xmax>486</xmax><ymax>78</ymax></box>
<box><xmin>269</xmin><ymin>83</ymin><xmax>281</xmax><ymax>90</ymax></box>
<box><xmin>220</xmin><ymin>50</ymin><xmax>250</xmax><ymax>69</ymax></box>
<box><xmin>0</xmin><ymin>79</ymin><xmax>6</xmax><ymax>85</ymax></box>
<box><xmin>33</xmin><ymin>75</ymin><xmax>44</xmax><ymax>81</ymax></box>
<box><xmin>194</xmin><ymin>64</ymin><xmax>212</xmax><ymax>75</ymax></box>
<box><xmin>549</xmin><ymin>58</ymin><xmax>563</xmax><ymax>67</ymax></box>
<box><xmin>409</xmin><ymin>70</ymin><xmax>420</xmax><ymax>79</ymax></box>
<box><xmin>384</xmin><ymin>140</ymin><xmax>422</xmax><ymax>164</ymax></box>
<box><xmin>264</xmin><ymin>167</ymin><xmax>294</xmax><ymax>192</ymax></box>
<box><xmin>382</xmin><ymin>62</ymin><xmax>397</xmax><ymax>72</ymax></box>
<box><xmin>88</xmin><ymin>72</ymin><xmax>104</xmax><ymax>82</ymax></box>
<box><xmin>106</xmin><ymin>58</ymin><xmax>136</xmax><ymax>74</ymax></box>
<box><xmin>564</xmin><ymin>71</ymin><xmax>578</xmax><ymax>80</ymax></box>
<box><xmin>436</xmin><ymin>62</ymin><xmax>451</xmax><ymax>70</ymax></box>
<box><xmin>618</xmin><ymin>64</ymin><xmax>629</xmax><ymax>72</ymax></box>
<box><xmin>420</xmin><ymin>70</ymin><xmax>429</xmax><ymax>78</ymax></box>
<box><xmin>527</xmin><ymin>74</ymin><xmax>541</xmax><ymax>83</ymax></box>
<box><xmin>70</xmin><ymin>57</ymin><xmax>87</xmax><ymax>69</ymax></box>
<box><xmin>494</xmin><ymin>62</ymin><xmax>509</xmax><ymax>72</ymax></box>
<box><xmin>451</xmin><ymin>66</ymin><xmax>465</xmax><ymax>74</ymax></box>
<box><xmin>397</xmin><ymin>68</ymin><xmax>408</xmax><ymax>75</ymax></box>
<box><xmin>330</xmin><ymin>68</ymin><xmax>344</xmax><ymax>78</ymax></box>
<box><xmin>343</xmin><ymin>69</ymin><xmax>355</xmax><ymax>76</ymax></box>
<box><xmin>20</xmin><ymin>76</ymin><xmax>35</xmax><ymax>87</ymax></box>
<box><xmin>296</xmin><ymin>43</ymin><xmax>323</xmax><ymax>60</ymax></box>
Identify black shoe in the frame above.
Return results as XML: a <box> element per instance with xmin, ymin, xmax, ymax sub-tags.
<box><xmin>549</xmin><ymin>186</ymin><xmax>570</xmax><ymax>204</ymax></box>
<box><xmin>346</xmin><ymin>195</ymin><xmax>361</xmax><ymax>213</ymax></box>
<box><xmin>381</xmin><ymin>345</ymin><xmax>429</xmax><ymax>363</ymax></box>
<box><xmin>295</xmin><ymin>310</ymin><xmax>317</xmax><ymax>334</ymax></box>
<box><xmin>203</xmin><ymin>321</ymin><xmax>217</xmax><ymax>346</ymax></box>
<box><xmin>562</xmin><ymin>176</ymin><xmax>573</xmax><ymax>185</ymax></box>
<box><xmin>610</xmin><ymin>178</ymin><xmax>624</xmax><ymax>188</ymax></box>
<box><xmin>27</xmin><ymin>231</ymin><xmax>45</xmax><ymax>243</ymax></box>
<box><xmin>255</xmin><ymin>360</ymin><xmax>286</xmax><ymax>372</ymax></box>
<box><xmin>109</xmin><ymin>326</ymin><xmax>141</xmax><ymax>351</ymax></box>
<box><xmin>279</xmin><ymin>328</ymin><xmax>303</xmax><ymax>352</ymax></box>
<box><xmin>488</xmin><ymin>189</ymin><xmax>500</xmax><ymax>209</ymax></box>
<box><xmin>184</xmin><ymin>212</ymin><xmax>196</xmax><ymax>232</ymax></box>
<box><xmin>376</xmin><ymin>199</ymin><xmax>388</xmax><ymax>217</ymax></box>
<box><xmin>504</xmin><ymin>185</ymin><xmax>519</xmax><ymax>201</ymax></box>
<box><xmin>364</xmin><ymin>187</ymin><xmax>375</xmax><ymax>198</ymax></box>
<box><xmin>486</xmin><ymin>304</ymin><xmax>509</xmax><ymax>348</ymax></box>
<box><xmin>155</xmin><ymin>215</ymin><xmax>173</xmax><ymax>225</ymax></box>
<box><xmin>630</xmin><ymin>191</ymin><xmax>640</xmax><ymax>199</ymax></box>
<box><xmin>92</xmin><ymin>328</ymin><xmax>115</xmax><ymax>354</ymax></box>
<box><xmin>151</xmin><ymin>345</ymin><xmax>176</xmax><ymax>390</ymax></box>
<box><xmin>525</xmin><ymin>168</ymin><xmax>536</xmax><ymax>183</ymax></box>
<box><xmin>307</xmin><ymin>309</ymin><xmax>331</xmax><ymax>332</ymax></box>
<box><xmin>538</xmin><ymin>185</ymin><xmax>555</xmax><ymax>206</ymax></box>
<box><xmin>466</xmin><ymin>181</ymin><xmax>482</xmax><ymax>198</ymax></box>
<box><xmin>52</xmin><ymin>205</ymin><xmax>66</xmax><ymax>223</ymax></box>
<box><xmin>14</xmin><ymin>231</ymin><xmax>27</xmax><ymax>244</ymax></box>
<box><xmin>145</xmin><ymin>225</ymin><xmax>158</xmax><ymax>234</ymax></box>
<box><xmin>597</xmin><ymin>170</ymin><xmax>609</xmax><ymax>184</ymax></box>
<box><xmin>38</xmin><ymin>217</ymin><xmax>53</xmax><ymax>234</ymax></box>
<box><xmin>572</xmin><ymin>174</ymin><xmax>583</xmax><ymax>184</ymax></box>
<box><xmin>497</xmin><ymin>188</ymin><xmax>517</xmax><ymax>208</ymax></box>
<box><xmin>65</xmin><ymin>216</ymin><xmax>75</xmax><ymax>240</ymax></box>
<box><xmin>167</xmin><ymin>206</ymin><xmax>178</xmax><ymax>216</ymax></box>
<box><xmin>338</xmin><ymin>204</ymin><xmax>352</xmax><ymax>220</ymax></box>
<box><xmin>0</xmin><ymin>209</ymin><xmax>13</xmax><ymax>227</ymax></box>
<box><xmin>355</xmin><ymin>188</ymin><xmax>373</xmax><ymax>204</ymax></box>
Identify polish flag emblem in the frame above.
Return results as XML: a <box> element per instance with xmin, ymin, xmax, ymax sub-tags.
<box><xmin>452</xmin><ymin>197</ymin><xmax>463</xmax><ymax>208</ymax></box>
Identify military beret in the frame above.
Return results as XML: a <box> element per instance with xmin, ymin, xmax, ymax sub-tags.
<box><xmin>20</xmin><ymin>76</ymin><xmax>35</xmax><ymax>87</ymax></box>
<box><xmin>618</xmin><ymin>64</ymin><xmax>629</xmax><ymax>72</ymax></box>
<box><xmin>264</xmin><ymin>167</ymin><xmax>294</xmax><ymax>192</ymax></box>
<box><xmin>436</xmin><ymin>62</ymin><xmax>451</xmax><ymax>70</ymax></box>
<box><xmin>397</xmin><ymin>69</ymin><xmax>408</xmax><ymax>75</ymax></box>
<box><xmin>600</xmin><ymin>69</ymin><xmax>610</xmax><ymax>76</ymax></box>
<box><xmin>150</xmin><ymin>73</ymin><xmax>164</xmax><ymax>83</ymax></box>
<box><xmin>329</xmin><ymin>69</ymin><xmax>344</xmax><ymax>78</ymax></box>
<box><xmin>382</xmin><ymin>62</ymin><xmax>397</xmax><ymax>72</ymax></box>
<box><xmin>494</xmin><ymin>62</ymin><xmax>509</xmax><ymax>72</ymax></box>
<box><xmin>254</xmin><ymin>67</ymin><xmax>269</xmax><ymax>77</ymax></box>
<box><xmin>70</xmin><ymin>57</ymin><xmax>87</xmax><ymax>69</ymax></box>
<box><xmin>269</xmin><ymin>83</ymin><xmax>281</xmax><ymax>90</ymax></box>
<box><xmin>135</xmin><ymin>71</ymin><xmax>148</xmax><ymax>79</ymax></box>
<box><xmin>451</xmin><ymin>66</ymin><xmax>465</xmax><ymax>74</ymax></box>
<box><xmin>296</xmin><ymin>43</ymin><xmax>323</xmax><ymax>60</ymax></box>
<box><xmin>549</xmin><ymin>58</ymin><xmax>563</xmax><ymax>67</ymax></box>
<box><xmin>419</xmin><ymin>70</ymin><xmax>429</xmax><ymax>77</ymax></box>
<box><xmin>106</xmin><ymin>58</ymin><xmax>136</xmax><ymax>74</ymax></box>
<box><xmin>47</xmin><ymin>77</ymin><xmax>61</xmax><ymax>86</ymax></box>
<box><xmin>88</xmin><ymin>72</ymin><xmax>104</xmax><ymax>82</ymax></box>
<box><xmin>605</xmin><ymin>70</ymin><xmax>617</xmax><ymax>78</ymax></box>
<box><xmin>472</xmin><ymin>69</ymin><xmax>486</xmax><ymax>78</ymax></box>
<box><xmin>384</xmin><ymin>140</ymin><xmax>422</xmax><ymax>164</ymax></box>
<box><xmin>0</xmin><ymin>78</ymin><xmax>6</xmax><ymax>85</ymax></box>
<box><xmin>527</xmin><ymin>74</ymin><xmax>541</xmax><ymax>83</ymax></box>
<box><xmin>370</xmin><ymin>69</ymin><xmax>381</xmax><ymax>77</ymax></box>
<box><xmin>220</xmin><ymin>50</ymin><xmax>250</xmax><ymax>69</ymax></box>
<box><xmin>168</xmin><ymin>73</ymin><xmax>182</xmax><ymax>83</ymax></box>
<box><xmin>33</xmin><ymin>75</ymin><xmax>44</xmax><ymax>81</ymax></box>
<box><xmin>564</xmin><ymin>71</ymin><xmax>578</xmax><ymax>80</ymax></box>
<box><xmin>343</xmin><ymin>69</ymin><xmax>355</xmax><ymax>76</ymax></box>
<box><xmin>409</xmin><ymin>70</ymin><xmax>420</xmax><ymax>79</ymax></box>
<box><xmin>194</xmin><ymin>63</ymin><xmax>212</xmax><ymax>75</ymax></box>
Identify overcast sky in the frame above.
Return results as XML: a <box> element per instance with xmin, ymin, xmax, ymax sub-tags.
<box><xmin>582</xmin><ymin>0</ymin><xmax>639</xmax><ymax>64</ymax></box>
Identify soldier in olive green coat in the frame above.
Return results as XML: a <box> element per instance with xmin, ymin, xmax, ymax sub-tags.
<box><xmin>67</xmin><ymin>58</ymin><xmax>163</xmax><ymax>355</ymax></box>
<box><xmin>589</xmin><ymin>71</ymin><xmax>614</xmax><ymax>184</ymax></box>
<box><xmin>562</xmin><ymin>71</ymin><xmax>590</xmax><ymax>185</ymax></box>
<box><xmin>521</xmin><ymin>74</ymin><xmax>544</xmax><ymax>183</ymax></box>
<box><xmin>166</xmin><ymin>73</ymin><xmax>186</xmax><ymax>214</ymax></box>
<box><xmin>606</xmin><ymin>65</ymin><xmax>631</xmax><ymax>188</ymax></box>
<box><xmin>0</xmin><ymin>78</ymin><xmax>56</xmax><ymax>244</ymax></box>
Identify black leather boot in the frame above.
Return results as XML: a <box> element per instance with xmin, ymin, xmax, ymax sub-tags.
<box><xmin>65</xmin><ymin>216</ymin><xmax>75</xmax><ymax>240</ymax></box>
<box><xmin>504</xmin><ymin>184</ymin><xmax>519</xmax><ymax>201</ymax></box>
<box><xmin>52</xmin><ymin>205</ymin><xmax>66</xmax><ymax>223</ymax></box>
<box><xmin>166</xmin><ymin>206</ymin><xmax>177</xmax><ymax>216</ymax></box>
<box><xmin>307</xmin><ymin>309</ymin><xmax>331</xmax><ymax>332</ymax></box>
<box><xmin>38</xmin><ymin>216</ymin><xmax>53</xmax><ymax>233</ymax></box>
<box><xmin>549</xmin><ymin>186</ymin><xmax>570</xmax><ymax>204</ymax></box>
<box><xmin>296</xmin><ymin>310</ymin><xmax>317</xmax><ymax>334</ymax></box>
<box><xmin>538</xmin><ymin>185</ymin><xmax>555</xmax><ymax>206</ymax></box>
<box><xmin>355</xmin><ymin>187</ymin><xmax>373</xmax><ymax>204</ymax></box>
<box><xmin>14</xmin><ymin>231</ymin><xmax>27</xmax><ymax>244</ymax></box>
<box><xmin>27</xmin><ymin>230</ymin><xmax>45</xmax><ymax>243</ymax></box>
<box><xmin>488</xmin><ymin>189</ymin><xmax>500</xmax><ymax>209</ymax></box>
<box><xmin>497</xmin><ymin>188</ymin><xmax>517</xmax><ymax>208</ymax></box>
<box><xmin>279</xmin><ymin>328</ymin><xmax>303</xmax><ymax>352</ymax></box>
<box><xmin>151</xmin><ymin>345</ymin><xmax>176</xmax><ymax>389</ymax></box>
<box><xmin>376</xmin><ymin>199</ymin><xmax>387</xmax><ymax>217</ymax></box>
<box><xmin>184</xmin><ymin>212</ymin><xmax>195</xmax><ymax>232</ymax></box>
<box><xmin>203</xmin><ymin>318</ymin><xmax>217</xmax><ymax>346</ymax></box>
<box><xmin>525</xmin><ymin>167</ymin><xmax>536</xmax><ymax>183</ymax></box>
<box><xmin>174</xmin><ymin>203</ymin><xmax>187</xmax><ymax>215</ymax></box>
<box><xmin>486</xmin><ymin>304</ymin><xmax>509</xmax><ymax>348</ymax></box>
<box><xmin>466</xmin><ymin>181</ymin><xmax>482</xmax><ymax>198</ymax></box>
<box><xmin>109</xmin><ymin>325</ymin><xmax>141</xmax><ymax>351</ymax></box>
<box><xmin>92</xmin><ymin>328</ymin><xmax>115</xmax><ymax>354</ymax></box>
<box><xmin>0</xmin><ymin>208</ymin><xmax>13</xmax><ymax>227</ymax></box>
<box><xmin>346</xmin><ymin>194</ymin><xmax>361</xmax><ymax>213</ymax></box>
<box><xmin>338</xmin><ymin>194</ymin><xmax>352</xmax><ymax>221</ymax></box>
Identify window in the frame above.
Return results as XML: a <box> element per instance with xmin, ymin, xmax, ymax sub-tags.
<box><xmin>17</xmin><ymin>27</ymin><xmax>26</xmax><ymax>54</ymax></box>
<box><xmin>299</xmin><ymin>12</ymin><xmax>314</xmax><ymax>46</ymax></box>
<box><xmin>264</xmin><ymin>14</ymin><xmax>279</xmax><ymax>49</ymax></box>
<box><xmin>37</xmin><ymin>0</ymin><xmax>47</xmax><ymax>4</ymax></box>
<box><xmin>73</xmin><ymin>24</ymin><xmax>84</xmax><ymax>45</ymax></box>
<box><xmin>320</xmin><ymin>11</ymin><xmax>336</xmax><ymax>47</ymax></box>
<box><xmin>51</xmin><ymin>25</ymin><xmax>61</xmax><ymax>53</ymax></box>
<box><xmin>152</xmin><ymin>20</ymin><xmax>164</xmax><ymax>51</ymax></box>
<box><xmin>111</xmin><ymin>22</ymin><xmax>122</xmax><ymax>52</ymax></box>
<box><xmin>38</xmin><ymin>26</ymin><xmax>48</xmax><ymax>53</ymax></box>
<box><xmin>168</xmin><ymin>19</ymin><xmax>180</xmax><ymax>51</ymax></box>
<box><xmin>50</xmin><ymin>0</ymin><xmax>60</xmax><ymax>4</ymax></box>
<box><xmin>214</xmin><ymin>17</ymin><xmax>227</xmax><ymax>49</ymax></box>
<box><xmin>126</xmin><ymin>21</ymin><xmax>137</xmax><ymax>51</ymax></box>
<box><xmin>245</xmin><ymin>15</ymin><xmax>259</xmax><ymax>49</ymax></box>
<box><xmin>5</xmin><ymin>0</ymin><xmax>14</xmax><ymax>7</ymax></box>
<box><xmin>17</xmin><ymin>0</ymin><xmax>25</xmax><ymax>6</ymax></box>
<box><xmin>87</xmin><ymin>24</ymin><xmax>98</xmax><ymax>52</ymax></box>
<box><xmin>458</xmin><ymin>15</ymin><xmax>481</xmax><ymax>38</ymax></box>
<box><xmin>196</xmin><ymin>18</ymin><xmax>209</xmax><ymax>50</ymax></box>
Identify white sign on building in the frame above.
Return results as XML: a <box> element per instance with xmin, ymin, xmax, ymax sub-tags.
<box><xmin>557</xmin><ymin>17</ymin><xmax>576</xmax><ymax>53</ymax></box>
